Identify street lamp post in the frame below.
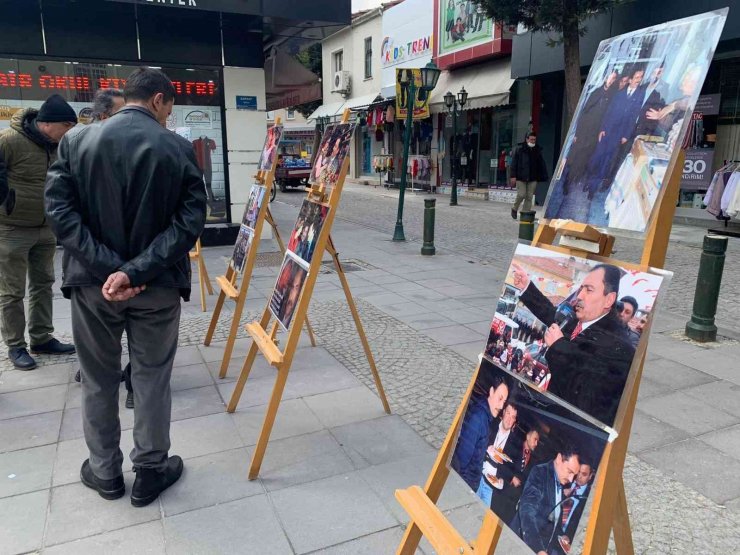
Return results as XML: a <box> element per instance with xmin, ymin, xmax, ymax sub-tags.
<box><xmin>393</xmin><ymin>61</ymin><xmax>441</xmax><ymax>242</ymax></box>
<box><xmin>443</xmin><ymin>87</ymin><xmax>468</xmax><ymax>206</ymax></box>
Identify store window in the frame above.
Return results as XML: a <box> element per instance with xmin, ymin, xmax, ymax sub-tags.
<box><xmin>364</xmin><ymin>38</ymin><xmax>373</xmax><ymax>79</ymax></box>
<box><xmin>0</xmin><ymin>58</ymin><xmax>228</xmax><ymax>224</ymax></box>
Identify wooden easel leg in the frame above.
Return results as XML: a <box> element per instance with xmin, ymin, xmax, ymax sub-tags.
<box><xmin>612</xmin><ymin>476</ymin><xmax>635</xmax><ymax>555</ymax></box>
<box><xmin>218</xmin><ymin>289</ymin><xmax>248</xmax><ymax>379</ymax></box>
<box><xmin>201</xmin><ymin>256</ymin><xmax>214</xmax><ymax>295</ymax></box>
<box><xmin>226</xmin><ymin>310</ymin><xmax>272</xmax><ymax>413</ymax></box>
<box><xmin>327</xmin><ymin>235</ymin><xmax>390</xmax><ymax>414</ymax></box>
<box><xmin>397</xmin><ymin>366</ymin><xmax>480</xmax><ymax>555</ymax></box>
<box><xmin>204</xmin><ymin>266</ymin><xmax>235</xmax><ymax>346</ymax></box>
<box><xmin>247</xmin><ymin>364</ymin><xmax>290</xmax><ymax>480</ymax></box>
<box><xmin>267</xmin><ymin>208</ymin><xmax>318</xmax><ymax>347</ymax></box>
<box><xmin>472</xmin><ymin>512</ymin><xmax>503</xmax><ymax>555</ymax></box>
<box><xmin>204</xmin><ymin>292</ymin><xmax>227</xmax><ymax>346</ymax></box>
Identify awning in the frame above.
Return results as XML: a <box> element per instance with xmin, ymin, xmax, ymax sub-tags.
<box><xmin>344</xmin><ymin>93</ymin><xmax>383</xmax><ymax>111</ymax></box>
<box><xmin>429</xmin><ymin>59</ymin><xmax>515</xmax><ymax>113</ymax></box>
<box><xmin>265</xmin><ymin>48</ymin><xmax>322</xmax><ymax>112</ymax></box>
<box><xmin>307</xmin><ymin>100</ymin><xmax>346</xmax><ymax>121</ymax></box>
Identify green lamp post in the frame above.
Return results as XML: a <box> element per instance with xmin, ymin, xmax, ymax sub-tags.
<box><xmin>443</xmin><ymin>86</ymin><xmax>468</xmax><ymax>206</ymax></box>
<box><xmin>393</xmin><ymin>61</ymin><xmax>441</xmax><ymax>242</ymax></box>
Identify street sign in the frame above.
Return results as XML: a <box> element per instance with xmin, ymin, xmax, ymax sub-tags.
<box><xmin>235</xmin><ymin>96</ymin><xmax>258</xmax><ymax>111</ymax></box>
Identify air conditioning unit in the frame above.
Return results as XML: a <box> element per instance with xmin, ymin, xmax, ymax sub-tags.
<box><xmin>332</xmin><ymin>71</ymin><xmax>351</xmax><ymax>94</ymax></box>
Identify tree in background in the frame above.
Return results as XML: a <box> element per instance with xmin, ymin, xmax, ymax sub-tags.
<box><xmin>292</xmin><ymin>43</ymin><xmax>323</xmax><ymax>119</ymax></box>
<box><xmin>477</xmin><ymin>0</ymin><xmax>623</xmax><ymax>126</ymax></box>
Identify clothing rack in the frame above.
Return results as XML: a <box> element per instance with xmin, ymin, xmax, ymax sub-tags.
<box><xmin>704</xmin><ymin>160</ymin><xmax>740</xmax><ymax>226</ymax></box>
<box><xmin>407</xmin><ymin>154</ymin><xmax>432</xmax><ymax>193</ymax></box>
<box><xmin>372</xmin><ymin>154</ymin><xmax>393</xmax><ymax>189</ymax></box>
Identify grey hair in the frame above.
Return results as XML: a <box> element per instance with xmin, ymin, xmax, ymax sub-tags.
<box><xmin>92</xmin><ymin>88</ymin><xmax>124</xmax><ymax>120</ymax></box>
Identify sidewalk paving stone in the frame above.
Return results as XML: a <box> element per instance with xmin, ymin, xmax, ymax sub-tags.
<box><xmin>230</xmin><ymin>397</ymin><xmax>325</xmax><ymax>445</ymax></box>
<box><xmin>637</xmin><ymin>390</ymin><xmax>739</xmax><ymax>436</ymax></box>
<box><xmin>0</xmin><ymin>489</ymin><xmax>49</xmax><ymax>554</ymax></box>
<box><xmin>43</xmin><ymin>521</ymin><xmax>166</xmax><ymax>555</ymax></box>
<box><xmin>0</xmin><ymin>443</ymin><xmax>56</xmax><ymax>498</ymax></box>
<box><xmin>0</xmin><ymin>411</ymin><xmax>63</xmax><ymax>454</ymax></box>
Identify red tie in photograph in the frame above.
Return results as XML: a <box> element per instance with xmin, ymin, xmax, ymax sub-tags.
<box><xmin>570</xmin><ymin>322</ymin><xmax>583</xmax><ymax>340</ymax></box>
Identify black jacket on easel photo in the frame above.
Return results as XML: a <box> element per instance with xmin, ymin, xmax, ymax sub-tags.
<box><xmin>518</xmin><ymin>282</ymin><xmax>635</xmax><ymax>427</ymax></box>
<box><xmin>511</xmin><ymin>143</ymin><xmax>548</xmax><ymax>183</ymax></box>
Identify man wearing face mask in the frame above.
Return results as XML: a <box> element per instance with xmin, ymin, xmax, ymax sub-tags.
<box><xmin>510</xmin><ymin>132</ymin><xmax>548</xmax><ymax>220</ymax></box>
<box><xmin>511</xmin><ymin>262</ymin><xmax>635</xmax><ymax>426</ymax></box>
<box><xmin>45</xmin><ymin>68</ymin><xmax>206</xmax><ymax>507</ymax></box>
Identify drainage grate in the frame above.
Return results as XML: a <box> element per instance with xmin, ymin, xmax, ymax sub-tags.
<box><xmin>320</xmin><ymin>258</ymin><xmax>376</xmax><ymax>274</ymax></box>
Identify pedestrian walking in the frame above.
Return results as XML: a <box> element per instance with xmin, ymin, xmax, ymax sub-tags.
<box><xmin>45</xmin><ymin>68</ymin><xmax>206</xmax><ymax>506</ymax></box>
<box><xmin>0</xmin><ymin>94</ymin><xmax>78</xmax><ymax>370</ymax></box>
<box><xmin>510</xmin><ymin>132</ymin><xmax>548</xmax><ymax>220</ymax></box>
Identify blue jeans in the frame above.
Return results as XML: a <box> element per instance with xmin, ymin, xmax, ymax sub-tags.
<box><xmin>476</xmin><ymin>477</ymin><xmax>493</xmax><ymax>507</ymax></box>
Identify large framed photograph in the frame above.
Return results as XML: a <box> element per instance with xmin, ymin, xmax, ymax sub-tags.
<box><xmin>286</xmin><ymin>200</ymin><xmax>330</xmax><ymax>266</ymax></box>
<box><xmin>258</xmin><ymin>125</ymin><xmax>283</xmax><ymax>171</ymax></box>
<box><xmin>437</xmin><ymin>0</ymin><xmax>493</xmax><ymax>56</ymax></box>
<box><xmin>269</xmin><ymin>251</ymin><xmax>309</xmax><ymax>331</ymax></box>
<box><xmin>543</xmin><ymin>9</ymin><xmax>726</xmax><ymax>233</ymax></box>
<box><xmin>230</xmin><ymin>225</ymin><xmax>254</xmax><ymax>274</ymax></box>
<box><xmin>484</xmin><ymin>244</ymin><xmax>668</xmax><ymax>428</ymax></box>
<box><xmin>450</xmin><ymin>358</ymin><xmax>609</xmax><ymax>555</ymax></box>
<box><xmin>309</xmin><ymin>123</ymin><xmax>356</xmax><ymax>189</ymax></box>
<box><xmin>242</xmin><ymin>184</ymin><xmax>267</xmax><ymax>230</ymax></box>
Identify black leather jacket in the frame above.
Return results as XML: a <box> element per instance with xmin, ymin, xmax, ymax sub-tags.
<box><xmin>45</xmin><ymin>106</ymin><xmax>206</xmax><ymax>300</ymax></box>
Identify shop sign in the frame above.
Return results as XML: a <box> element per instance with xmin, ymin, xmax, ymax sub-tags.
<box><xmin>104</xmin><ymin>0</ymin><xmax>261</xmax><ymax>15</ymax></box>
<box><xmin>680</xmin><ymin>148</ymin><xmax>714</xmax><ymax>191</ymax></box>
<box><xmin>78</xmin><ymin>107</ymin><xmax>94</xmax><ymax>125</ymax></box>
<box><xmin>236</xmin><ymin>95</ymin><xmax>258</xmax><ymax>111</ymax></box>
<box><xmin>184</xmin><ymin>109</ymin><xmax>213</xmax><ymax>128</ymax></box>
<box><xmin>381</xmin><ymin>0</ymin><xmax>433</xmax><ymax>97</ymax></box>
<box><xmin>0</xmin><ymin>105</ymin><xmax>22</xmax><ymax>121</ymax></box>
<box><xmin>694</xmin><ymin>94</ymin><xmax>721</xmax><ymax>116</ymax></box>
<box><xmin>395</xmin><ymin>68</ymin><xmax>430</xmax><ymax>121</ymax></box>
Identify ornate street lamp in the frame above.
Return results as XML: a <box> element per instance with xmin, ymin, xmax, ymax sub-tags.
<box><xmin>393</xmin><ymin>61</ymin><xmax>441</xmax><ymax>242</ymax></box>
<box><xmin>446</xmin><ymin>86</ymin><xmax>467</xmax><ymax>206</ymax></box>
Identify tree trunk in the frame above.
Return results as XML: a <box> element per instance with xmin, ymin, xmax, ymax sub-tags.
<box><xmin>562</xmin><ymin>0</ymin><xmax>582</xmax><ymax>128</ymax></box>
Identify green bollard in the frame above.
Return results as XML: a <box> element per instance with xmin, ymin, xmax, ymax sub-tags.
<box><xmin>421</xmin><ymin>198</ymin><xmax>436</xmax><ymax>256</ymax></box>
<box><xmin>518</xmin><ymin>211</ymin><xmax>536</xmax><ymax>242</ymax></box>
<box><xmin>685</xmin><ymin>234</ymin><xmax>728</xmax><ymax>342</ymax></box>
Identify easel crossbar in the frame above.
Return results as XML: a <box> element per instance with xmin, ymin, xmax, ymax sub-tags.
<box><xmin>245</xmin><ymin>322</ymin><xmax>284</xmax><ymax>366</ymax></box>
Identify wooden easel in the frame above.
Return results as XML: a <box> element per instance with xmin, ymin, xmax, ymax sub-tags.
<box><xmin>190</xmin><ymin>239</ymin><xmax>214</xmax><ymax>312</ymax></box>
<box><xmin>395</xmin><ymin>152</ymin><xmax>684</xmax><ymax>555</ymax></box>
<box><xmin>203</xmin><ymin>118</ymin><xmax>317</xmax><ymax>377</ymax></box>
<box><xmin>226</xmin><ymin>109</ymin><xmax>391</xmax><ymax>480</ymax></box>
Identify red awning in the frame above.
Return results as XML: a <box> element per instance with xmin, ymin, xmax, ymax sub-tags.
<box><xmin>265</xmin><ymin>48</ymin><xmax>322</xmax><ymax>111</ymax></box>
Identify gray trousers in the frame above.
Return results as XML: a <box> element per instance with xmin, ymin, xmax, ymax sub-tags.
<box><xmin>513</xmin><ymin>180</ymin><xmax>537</xmax><ymax>212</ymax></box>
<box><xmin>71</xmin><ymin>286</ymin><xmax>181</xmax><ymax>479</ymax></box>
<box><xmin>0</xmin><ymin>224</ymin><xmax>56</xmax><ymax>349</ymax></box>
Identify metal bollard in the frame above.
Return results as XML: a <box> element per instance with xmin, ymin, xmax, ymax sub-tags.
<box><xmin>518</xmin><ymin>211</ymin><xmax>536</xmax><ymax>242</ymax></box>
<box><xmin>421</xmin><ymin>198</ymin><xmax>436</xmax><ymax>256</ymax></box>
<box><xmin>685</xmin><ymin>234</ymin><xmax>728</xmax><ymax>342</ymax></box>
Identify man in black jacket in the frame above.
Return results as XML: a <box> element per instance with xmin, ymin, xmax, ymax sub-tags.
<box><xmin>511</xmin><ymin>261</ymin><xmax>635</xmax><ymax>426</ymax></box>
<box><xmin>45</xmin><ymin>68</ymin><xmax>206</xmax><ymax>507</ymax></box>
<box><xmin>509</xmin><ymin>132</ymin><xmax>548</xmax><ymax>220</ymax></box>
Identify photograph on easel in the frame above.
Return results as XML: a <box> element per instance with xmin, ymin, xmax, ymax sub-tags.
<box><xmin>286</xmin><ymin>199</ymin><xmax>330</xmax><ymax>265</ymax></box>
<box><xmin>258</xmin><ymin>125</ymin><xmax>283</xmax><ymax>171</ymax></box>
<box><xmin>450</xmin><ymin>358</ymin><xmax>609</xmax><ymax>555</ymax></box>
<box><xmin>269</xmin><ymin>251</ymin><xmax>309</xmax><ymax>331</ymax></box>
<box><xmin>242</xmin><ymin>184</ymin><xmax>267</xmax><ymax>230</ymax></box>
<box><xmin>544</xmin><ymin>9</ymin><xmax>726</xmax><ymax>232</ymax></box>
<box><xmin>230</xmin><ymin>225</ymin><xmax>254</xmax><ymax>273</ymax></box>
<box><xmin>309</xmin><ymin>123</ymin><xmax>356</xmax><ymax>189</ymax></box>
<box><xmin>484</xmin><ymin>244</ymin><xmax>667</xmax><ymax>428</ymax></box>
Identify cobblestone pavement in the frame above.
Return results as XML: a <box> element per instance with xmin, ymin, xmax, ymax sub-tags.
<box><xmin>275</xmin><ymin>183</ymin><xmax>740</xmax><ymax>333</ymax></box>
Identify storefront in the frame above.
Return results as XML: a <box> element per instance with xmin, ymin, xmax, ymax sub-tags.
<box><xmin>0</xmin><ymin>0</ymin><xmax>349</xmax><ymax>240</ymax></box>
<box><xmin>428</xmin><ymin>0</ymin><xmax>520</xmax><ymax>199</ymax></box>
<box><xmin>510</xmin><ymin>0</ymin><xmax>740</xmax><ymax>219</ymax></box>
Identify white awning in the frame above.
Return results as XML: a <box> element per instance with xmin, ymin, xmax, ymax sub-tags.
<box><xmin>307</xmin><ymin>100</ymin><xmax>346</xmax><ymax>121</ymax></box>
<box><xmin>429</xmin><ymin>59</ymin><xmax>515</xmax><ymax>113</ymax></box>
<box><xmin>343</xmin><ymin>92</ymin><xmax>383</xmax><ymax>111</ymax></box>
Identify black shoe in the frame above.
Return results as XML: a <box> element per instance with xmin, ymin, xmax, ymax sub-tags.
<box><xmin>131</xmin><ymin>456</ymin><xmax>183</xmax><ymax>507</ymax></box>
<box><xmin>125</xmin><ymin>390</ymin><xmax>134</xmax><ymax>409</ymax></box>
<box><xmin>30</xmin><ymin>338</ymin><xmax>76</xmax><ymax>355</ymax></box>
<box><xmin>8</xmin><ymin>348</ymin><xmax>37</xmax><ymax>370</ymax></box>
<box><xmin>75</xmin><ymin>369</ymin><xmax>81</xmax><ymax>383</ymax></box>
<box><xmin>80</xmin><ymin>459</ymin><xmax>125</xmax><ymax>500</ymax></box>
<box><xmin>511</xmin><ymin>208</ymin><xmax>518</xmax><ymax>220</ymax></box>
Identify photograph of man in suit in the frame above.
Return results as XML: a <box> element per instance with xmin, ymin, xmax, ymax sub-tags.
<box><xmin>451</xmin><ymin>368</ymin><xmax>510</xmax><ymax>490</ymax></box>
<box><xmin>511</xmin><ymin>261</ymin><xmax>635</xmax><ymax>426</ymax></box>
<box><xmin>510</xmin><ymin>446</ymin><xmax>581</xmax><ymax>555</ymax></box>
<box><xmin>585</xmin><ymin>65</ymin><xmax>646</xmax><ymax>198</ymax></box>
<box><xmin>476</xmin><ymin>403</ymin><xmax>519</xmax><ymax>506</ymax></box>
<box><xmin>490</xmin><ymin>425</ymin><xmax>541</xmax><ymax>524</ymax></box>
<box><xmin>556</xmin><ymin>462</ymin><xmax>595</xmax><ymax>554</ymax></box>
